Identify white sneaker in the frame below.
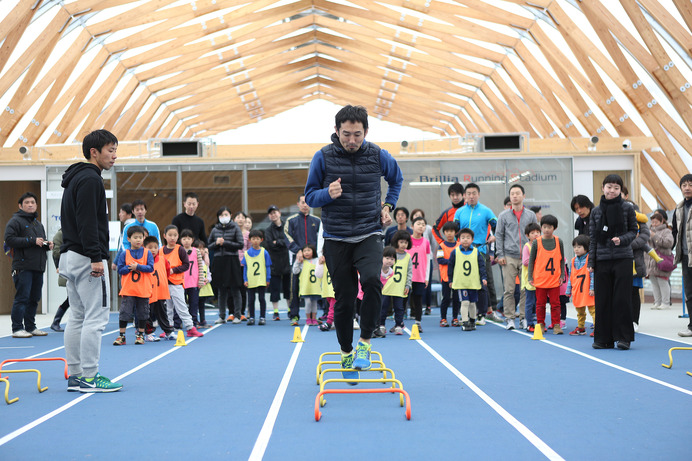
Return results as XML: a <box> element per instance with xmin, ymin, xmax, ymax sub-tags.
<box><xmin>12</xmin><ymin>329</ymin><xmax>32</xmax><ymax>338</ymax></box>
<box><xmin>353</xmin><ymin>319</ymin><xmax>360</xmax><ymax>330</ymax></box>
<box><xmin>678</xmin><ymin>328</ymin><xmax>692</xmax><ymax>337</ymax></box>
<box><xmin>651</xmin><ymin>304</ymin><xmax>661</xmax><ymax>310</ymax></box>
<box><xmin>491</xmin><ymin>311</ymin><xmax>504</xmax><ymax>322</ymax></box>
<box><xmin>29</xmin><ymin>329</ymin><xmax>48</xmax><ymax>336</ymax></box>
<box><xmin>520</xmin><ymin>318</ymin><xmax>527</xmax><ymax>330</ymax></box>
<box><xmin>232</xmin><ymin>318</ymin><xmax>241</xmax><ymax>324</ymax></box>
<box><xmin>476</xmin><ymin>316</ymin><xmax>486</xmax><ymax>326</ymax></box>
<box><xmin>633</xmin><ymin>322</ymin><xmax>639</xmax><ymax>332</ymax></box>
<box><xmin>506</xmin><ymin>318</ymin><xmax>516</xmax><ymax>330</ymax></box>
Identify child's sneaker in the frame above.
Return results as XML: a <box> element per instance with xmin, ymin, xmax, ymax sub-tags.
<box><xmin>520</xmin><ymin>318</ymin><xmax>527</xmax><ymax>330</ymax></box>
<box><xmin>258</xmin><ymin>318</ymin><xmax>266</xmax><ymax>325</ymax></box>
<box><xmin>415</xmin><ymin>321</ymin><xmax>423</xmax><ymax>333</ymax></box>
<box><xmin>134</xmin><ymin>333</ymin><xmax>145</xmax><ymax>345</ymax></box>
<box><xmin>273</xmin><ymin>312</ymin><xmax>280</xmax><ymax>321</ymax></box>
<box><xmin>187</xmin><ymin>326</ymin><xmax>204</xmax><ymax>337</ymax></box>
<box><xmin>353</xmin><ymin>341</ymin><xmax>371</xmax><ymax>370</ymax></box>
<box><xmin>424</xmin><ymin>307</ymin><xmax>431</xmax><ymax>315</ymax></box>
<box><xmin>590</xmin><ymin>331</ymin><xmax>594</xmax><ymax>337</ymax></box>
<box><xmin>247</xmin><ymin>318</ymin><xmax>255</xmax><ymax>326</ymax></box>
<box><xmin>231</xmin><ymin>318</ymin><xmax>241</xmax><ymax>324</ymax></box>
<box><xmin>440</xmin><ymin>318</ymin><xmax>449</xmax><ymax>327</ymax></box>
<box><xmin>319</xmin><ymin>322</ymin><xmax>332</xmax><ymax>331</ymax></box>
<box><xmin>113</xmin><ymin>335</ymin><xmax>126</xmax><ymax>346</ymax></box>
<box><xmin>168</xmin><ymin>332</ymin><xmax>177</xmax><ymax>341</ymax></box>
<box><xmin>452</xmin><ymin>318</ymin><xmax>460</xmax><ymax>327</ymax></box>
<box><xmin>547</xmin><ymin>324</ymin><xmax>554</xmax><ymax>330</ymax></box>
<box><xmin>553</xmin><ymin>324</ymin><xmax>563</xmax><ymax>335</ymax></box>
<box><xmin>528</xmin><ymin>324</ymin><xmax>535</xmax><ymax>333</ymax></box>
<box><xmin>394</xmin><ymin>326</ymin><xmax>403</xmax><ymax>335</ymax></box>
<box><xmin>145</xmin><ymin>334</ymin><xmax>159</xmax><ymax>342</ymax></box>
<box><xmin>569</xmin><ymin>327</ymin><xmax>586</xmax><ymax>336</ymax></box>
<box><xmin>79</xmin><ymin>373</ymin><xmax>122</xmax><ymax>393</ymax></box>
<box><xmin>476</xmin><ymin>316</ymin><xmax>486</xmax><ymax>326</ymax></box>
<box><xmin>340</xmin><ymin>350</ymin><xmax>359</xmax><ymax>385</ymax></box>
<box><xmin>560</xmin><ymin>320</ymin><xmax>566</xmax><ymax>329</ymax></box>
<box><xmin>290</xmin><ymin>317</ymin><xmax>299</xmax><ymax>326</ymax></box>
<box><xmin>469</xmin><ymin>319</ymin><xmax>477</xmax><ymax>330</ymax></box>
<box><xmin>373</xmin><ymin>326</ymin><xmax>386</xmax><ymax>338</ymax></box>
<box><xmin>241</xmin><ymin>315</ymin><xmax>247</xmax><ymax>321</ymax></box>
<box><xmin>461</xmin><ymin>321</ymin><xmax>471</xmax><ymax>331</ymax></box>
<box><xmin>214</xmin><ymin>318</ymin><xmax>226</xmax><ymax>324</ymax></box>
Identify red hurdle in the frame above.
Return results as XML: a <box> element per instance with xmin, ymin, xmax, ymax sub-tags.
<box><xmin>314</xmin><ymin>388</ymin><xmax>411</xmax><ymax>421</ymax></box>
<box><xmin>0</xmin><ymin>357</ymin><xmax>68</xmax><ymax>379</ymax></box>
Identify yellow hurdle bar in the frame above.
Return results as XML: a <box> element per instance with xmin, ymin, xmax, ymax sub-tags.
<box><xmin>316</xmin><ymin>360</ymin><xmax>386</xmax><ymax>384</ymax></box>
<box><xmin>318</xmin><ymin>367</ymin><xmax>396</xmax><ymax>387</ymax></box>
<box><xmin>661</xmin><ymin>347</ymin><xmax>692</xmax><ymax>369</ymax></box>
<box><xmin>0</xmin><ymin>378</ymin><xmax>18</xmax><ymax>405</ymax></box>
<box><xmin>1</xmin><ymin>369</ymin><xmax>49</xmax><ymax>393</ymax></box>
<box><xmin>316</xmin><ymin>351</ymin><xmax>384</xmax><ymax>381</ymax></box>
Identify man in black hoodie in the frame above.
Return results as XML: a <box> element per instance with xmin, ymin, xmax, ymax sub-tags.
<box><xmin>59</xmin><ymin>129</ymin><xmax>122</xmax><ymax>393</ymax></box>
<box><xmin>4</xmin><ymin>192</ymin><xmax>52</xmax><ymax>338</ymax></box>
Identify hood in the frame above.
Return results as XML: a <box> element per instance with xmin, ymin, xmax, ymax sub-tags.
<box><xmin>61</xmin><ymin>162</ymin><xmax>100</xmax><ymax>188</ymax></box>
<box><xmin>14</xmin><ymin>209</ymin><xmax>38</xmax><ymax>220</ymax></box>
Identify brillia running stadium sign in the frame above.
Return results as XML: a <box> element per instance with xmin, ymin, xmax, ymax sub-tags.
<box><xmin>416</xmin><ymin>171</ymin><xmax>559</xmax><ymax>183</ymax></box>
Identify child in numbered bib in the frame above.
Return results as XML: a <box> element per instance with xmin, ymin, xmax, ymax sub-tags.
<box><xmin>521</xmin><ymin>223</ymin><xmax>541</xmax><ymax>332</ymax></box>
<box><xmin>242</xmin><ymin>229</ymin><xmax>272</xmax><ymax>325</ymax></box>
<box><xmin>292</xmin><ymin>244</ymin><xmax>321</xmax><ymax>325</ymax></box>
<box><xmin>375</xmin><ymin>246</ymin><xmax>411</xmax><ymax>337</ymax></box>
<box><xmin>144</xmin><ymin>236</ymin><xmax>174</xmax><ymax>340</ymax></box>
<box><xmin>407</xmin><ymin>217</ymin><xmax>431</xmax><ymax>333</ymax></box>
<box><xmin>448</xmin><ymin>228</ymin><xmax>487</xmax><ymax>331</ymax></box>
<box><xmin>528</xmin><ymin>215</ymin><xmax>566</xmax><ymax>335</ymax></box>
<box><xmin>181</xmin><ymin>229</ymin><xmax>205</xmax><ymax>328</ymax></box>
<box><xmin>316</xmin><ymin>256</ymin><xmax>336</xmax><ymax>331</ymax></box>
<box><xmin>114</xmin><ymin>226</ymin><xmax>154</xmax><ymax>345</ymax></box>
<box><xmin>566</xmin><ymin>235</ymin><xmax>595</xmax><ymax>336</ymax></box>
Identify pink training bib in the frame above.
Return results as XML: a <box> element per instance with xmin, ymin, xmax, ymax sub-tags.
<box><xmin>407</xmin><ymin>237</ymin><xmax>430</xmax><ymax>283</ymax></box>
<box><xmin>183</xmin><ymin>247</ymin><xmax>199</xmax><ymax>289</ymax></box>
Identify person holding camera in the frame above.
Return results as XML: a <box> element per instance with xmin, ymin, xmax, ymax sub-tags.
<box><xmin>4</xmin><ymin>192</ymin><xmax>52</xmax><ymax>338</ymax></box>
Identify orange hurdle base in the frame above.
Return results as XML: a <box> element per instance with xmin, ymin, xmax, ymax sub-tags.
<box><xmin>314</xmin><ymin>388</ymin><xmax>411</xmax><ymax>421</ymax></box>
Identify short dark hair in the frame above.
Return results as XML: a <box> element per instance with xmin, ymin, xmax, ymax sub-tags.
<box><xmin>335</xmin><ymin>105</ymin><xmax>369</xmax><ymax>131</ymax></box>
<box><xmin>503</xmin><ymin>196</ymin><xmax>511</xmax><ymax>206</ymax></box>
<box><xmin>602</xmin><ymin>174</ymin><xmax>624</xmax><ymax>188</ymax></box>
<box><xmin>540</xmin><ymin>214</ymin><xmax>558</xmax><ymax>229</ymax></box>
<box><xmin>120</xmin><ymin>203</ymin><xmax>132</xmax><ymax>215</ymax></box>
<box><xmin>163</xmin><ymin>224</ymin><xmax>178</xmax><ymax>234</ymax></box>
<box><xmin>412</xmin><ymin>216</ymin><xmax>427</xmax><ymax>226</ymax></box>
<box><xmin>216</xmin><ymin>206</ymin><xmax>232</xmax><ymax>219</ymax></box>
<box><xmin>448</xmin><ymin>182</ymin><xmax>464</xmax><ymax>196</ymax></box>
<box><xmin>458</xmin><ymin>227</ymin><xmax>474</xmax><ymax>238</ymax></box>
<box><xmin>650</xmin><ymin>212</ymin><xmax>666</xmax><ymax>223</ymax></box>
<box><xmin>131</xmin><ymin>199</ymin><xmax>147</xmax><ymax>210</ymax></box>
<box><xmin>524</xmin><ymin>222</ymin><xmax>541</xmax><ymax>235</ymax></box>
<box><xmin>249</xmin><ymin>229</ymin><xmax>264</xmax><ymax>239</ymax></box>
<box><xmin>509</xmin><ymin>184</ymin><xmax>525</xmax><ymax>194</ymax></box>
<box><xmin>390</xmin><ymin>230</ymin><xmax>412</xmax><ymax>249</ymax></box>
<box><xmin>143</xmin><ymin>236</ymin><xmax>159</xmax><ymax>247</ymax></box>
<box><xmin>529</xmin><ymin>206</ymin><xmax>541</xmax><ymax>213</ymax></box>
<box><xmin>234</xmin><ymin>211</ymin><xmax>247</xmax><ymax>220</ymax></box>
<box><xmin>383</xmin><ymin>246</ymin><xmax>397</xmax><ymax>258</ymax></box>
<box><xmin>127</xmin><ymin>225</ymin><xmax>146</xmax><ymax>238</ymax></box>
<box><xmin>680</xmin><ymin>174</ymin><xmax>692</xmax><ymax>187</ymax></box>
<box><xmin>465</xmin><ymin>182</ymin><xmax>480</xmax><ymax>193</ymax></box>
<box><xmin>302</xmin><ymin>243</ymin><xmax>317</xmax><ymax>256</ymax></box>
<box><xmin>184</xmin><ymin>192</ymin><xmax>199</xmax><ymax>201</ymax></box>
<box><xmin>180</xmin><ymin>228</ymin><xmax>194</xmax><ymax>239</ymax></box>
<box><xmin>18</xmin><ymin>191</ymin><xmax>37</xmax><ymax>205</ymax></box>
<box><xmin>393</xmin><ymin>207</ymin><xmax>409</xmax><ymax>219</ymax></box>
<box><xmin>441</xmin><ymin>222</ymin><xmax>457</xmax><ymax>233</ymax></box>
<box><xmin>410</xmin><ymin>209</ymin><xmax>425</xmax><ymax>222</ymax></box>
<box><xmin>570</xmin><ymin>195</ymin><xmax>593</xmax><ymax>212</ymax></box>
<box><xmin>82</xmin><ymin>129</ymin><xmax>118</xmax><ymax>160</ymax></box>
<box><xmin>572</xmin><ymin>234</ymin><xmax>590</xmax><ymax>252</ymax></box>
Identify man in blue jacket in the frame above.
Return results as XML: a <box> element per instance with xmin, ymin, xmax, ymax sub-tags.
<box><xmin>305</xmin><ymin>104</ymin><xmax>402</xmax><ymax>379</ymax></box>
<box><xmin>283</xmin><ymin>195</ymin><xmax>320</xmax><ymax>324</ymax></box>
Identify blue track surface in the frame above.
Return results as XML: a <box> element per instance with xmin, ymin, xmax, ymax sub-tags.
<box><xmin>0</xmin><ymin>312</ymin><xmax>690</xmax><ymax>460</ymax></box>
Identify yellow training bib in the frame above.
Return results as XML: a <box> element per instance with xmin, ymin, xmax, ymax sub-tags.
<box><xmin>299</xmin><ymin>259</ymin><xmax>321</xmax><ymax>296</ymax></box>
<box><xmin>383</xmin><ymin>253</ymin><xmax>410</xmax><ymax>298</ymax></box>
<box><xmin>451</xmin><ymin>247</ymin><xmax>481</xmax><ymax>290</ymax></box>
<box><xmin>246</xmin><ymin>248</ymin><xmax>268</xmax><ymax>289</ymax></box>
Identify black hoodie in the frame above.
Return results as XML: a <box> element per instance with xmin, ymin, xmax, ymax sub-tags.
<box><xmin>60</xmin><ymin>162</ymin><xmax>109</xmax><ymax>263</ymax></box>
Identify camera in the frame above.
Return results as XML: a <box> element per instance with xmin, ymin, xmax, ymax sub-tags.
<box><xmin>42</xmin><ymin>241</ymin><xmax>49</xmax><ymax>247</ymax></box>
<box><xmin>622</xmin><ymin>139</ymin><xmax>631</xmax><ymax>149</ymax></box>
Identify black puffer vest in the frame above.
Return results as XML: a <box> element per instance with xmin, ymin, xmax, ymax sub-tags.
<box><xmin>321</xmin><ymin>133</ymin><xmax>382</xmax><ymax>237</ymax></box>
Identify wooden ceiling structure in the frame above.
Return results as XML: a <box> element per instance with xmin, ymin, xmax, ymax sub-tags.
<box><xmin>0</xmin><ymin>0</ymin><xmax>691</xmax><ymax>210</ymax></box>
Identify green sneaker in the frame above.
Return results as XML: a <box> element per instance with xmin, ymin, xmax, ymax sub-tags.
<box><xmin>353</xmin><ymin>341</ymin><xmax>372</xmax><ymax>370</ymax></box>
<box><xmin>79</xmin><ymin>373</ymin><xmax>123</xmax><ymax>393</ymax></box>
<box><xmin>340</xmin><ymin>350</ymin><xmax>359</xmax><ymax>385</ymax></box>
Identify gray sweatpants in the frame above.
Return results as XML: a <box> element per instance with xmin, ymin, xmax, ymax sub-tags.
<box><xmin>167</xmin><ymin>284</ymin><xmax>193</xmax><ymax>331</ymax></box>
<box><xmin>59</xmin><ymin>251</ymin><xmax>110</xmax><ymax>379</ymax></box>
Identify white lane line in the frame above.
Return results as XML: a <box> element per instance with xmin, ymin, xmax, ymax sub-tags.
<box><xmin>249</xmin><ymin>324</ymin><xmax>310</xmax><ymax>461</ymax></box>
<box><xmin>0</xmin><ymin>325</ymin><xmax>219</xmax><ymax>447</ymax></box>
<box><xmin>0</xmin><ymin>346</ymin><xmax>34</xmax><ymax>349</ymax></box>
<box><xmin>0</xmin><ymin>327</ymin><xmax>124</xmax><ymax>362</ymax></box>
<box><xmin>406</xmin><ymin>328</ymin><xmax>565</xmax><ymax>461</ymax></box>
<box><xmin>489</xmin><ymin>322</ymin><xmax>692</xmax><ymax>397</ymax></box>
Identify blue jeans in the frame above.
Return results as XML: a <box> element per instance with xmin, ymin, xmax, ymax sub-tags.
<box><xmin>11</xmin><ymin>270</ymin><xmax>44</xmax><ymax>332</ymax></box>
<box><xmin>525</xmin><ymin>289</ymin><xmax>536</xmax><ymax>325</ymax></box>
